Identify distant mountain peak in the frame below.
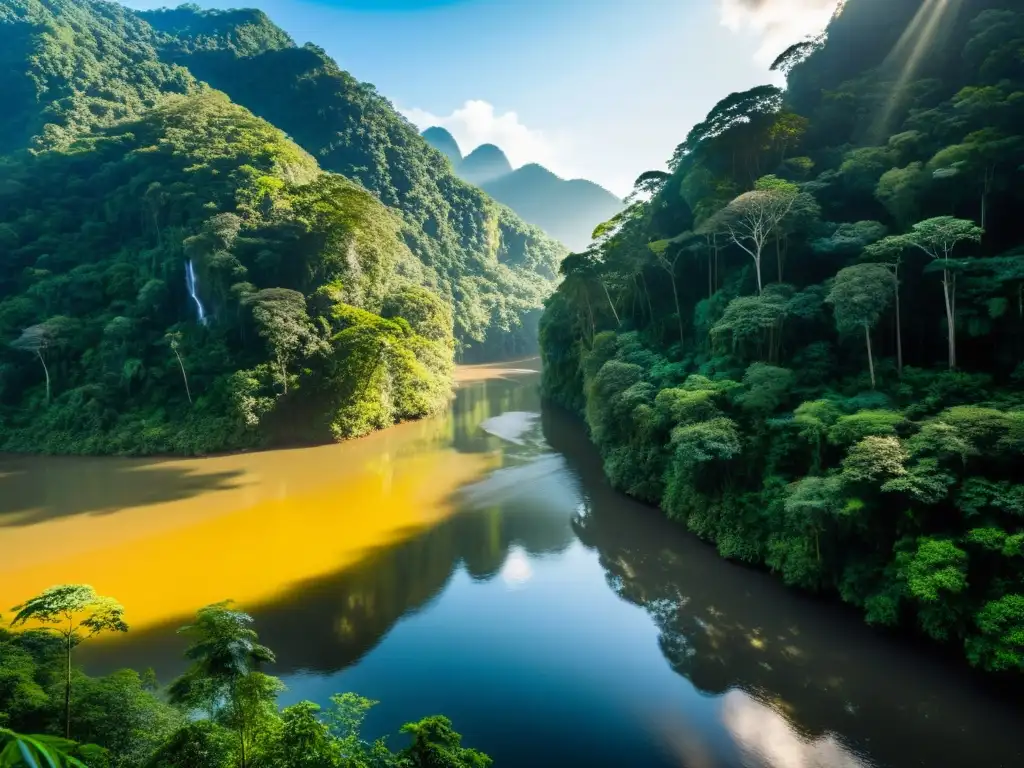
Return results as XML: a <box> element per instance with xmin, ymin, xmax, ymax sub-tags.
<box><xmin>418</xmin><ymin>130</ymin><xmax>621</xmax><ymax>251</ymax></box>
<box><xmin>460</xmin><ymin>143</ymin><xmax>513</xmax><ymax>185</ymax></box>
<box><xmin>421</xmin><ymin>126</ymin><xmax>462</xmax><ymax>167</ymax></box>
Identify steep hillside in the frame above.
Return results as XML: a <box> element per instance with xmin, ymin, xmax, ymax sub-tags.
<box><xmin>137</xmin><ymin>4</ymin><xmax>564</xmax><ymax>357</ymax></box>
<box><xmin>0</xmin><ymin>0</ymin><xmax>197</xmax><ymax>154</ymax></box>
<box><xmin>0</xmin><ymin>90</ymin><xmax>452</xmax><ymax>454</ymax></box>
<box><xmin>481</xmin><ymin>164</ymin><xmax>624</xmax><ymax>252</ymax></box>
<box><xmin>539</xmin><ymin>0</ymin><xmax>1024</xmax><ymax>673</ymax></box>
<box><xmin>0</xmin><ymin>0</ymin><xmax>563</xmax><ymax>454</ymax></box>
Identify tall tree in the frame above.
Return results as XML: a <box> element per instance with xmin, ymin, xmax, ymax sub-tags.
<box><xmin>648</xmin><ymin>236</ymin><xmax>691</xmax><ymax>348</ymax></box>
<box><xmin>165</xmin><ymin>331</ymin><xmax>193</xmax><ymax>405</ymax></box>
<box><xmin>10</xmin><ymin>586</ymin><xmax>128</xmax><ymax>739</ymax></box>
<box><xmin>9</xmin><ymin>317</ymin><xmax>74</xmax><ymax>405</ymax></box>
<box><xmin>247</xmin><ymin>288</ymin><xmax>314</xmax><ymax>394</ymax></box>
<box><xmin>168</xmin><ymin>602</ymin><xmax>279</xmax><ymax>768</ymax></box>
<box><xmin>826</xmin><ymin>264</ymin><xmax>895</xmax><ymax>388</ymax></box>
<box><xmin>929</xmin><ymin>129</ymin><xmax>1022</xmax><ymax>230</ymax></box>
<box><xmin>720</xmin><ymin>183</ymin><xmax>799</xmax><ymax>294</ymax></box>
<box><xmin>878</xmin><ymin>217</ymin><xmax>984</xmax><ymax>370</ymax></box>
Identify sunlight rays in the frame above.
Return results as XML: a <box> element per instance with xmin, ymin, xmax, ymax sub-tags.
<box><xmin>873</xmin><ymin>0</ymin><xmax>964</xmax><ymax>139</ymax></box>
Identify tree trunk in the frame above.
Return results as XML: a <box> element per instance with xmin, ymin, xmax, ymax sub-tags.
<box><xmin>775</xmin><ymin>237</ymin><xmax>782</xmax><ymax>283</ymax></box>
<box><xmin>237</xmin><ymin>688</ymin><xmax>247</xmax><ymax>768</ymax></box>
<box><xmin>584</xmin><ymin>293</ymin><xmax>595</xmax><ymax>346</ymax></box>
<box><xmin>865</xmin><ymin>324</ymin><xmax>876</xmax><ymax>389</ymax></box>
<box><xmin>942</xmin><ymin>269</ymin><xmax>956</xmax><ymax>369</ymax></box>
<box><xmin>670</xmin><ymin>273</ymin><xmax>684</xmax><ymax>350</ymax></box>
<box><xmin>65</xmin><ymin>624</ymin><xmax>72</xmax><ymax>739</ymax></box>
<box><xmin>280</xmin><ymin>356</ymin><xmax>288</xmax><ymax>394</ymax></box>
<box><xmin>37</xmin><ymin>350</ymin><xmax>50</xmax><ymax>405</ymax></box>
<box><xmin>599</xmin><ymin>280</ymin><xmax>620</xmax><ymax>326</ymax></box>
<box><xmin>981</xmin><ymin>165</ymin><xmax>993</xmax><ymax>231</ymax></box>
<box><xmin>707</xmin><ymin>252</ymin><xmax>713</xmax><ymax>300</ymax></box>
<box><xmin>173</xmin><ymin>348</ymin><xmax>192</xmax><ymax>404</ymax></box>
<box><xmin>639</xmin><ymin>271</ymin><xmax>655</xmax><ymax>322</ymax></box>
<box><xmin>893</xmin><ymin>264</ymin><xmax>903</xmax><ymax>378</ymax></box>
<box><xmin>714</xmin><ymin>241</ymin><xmax>720</xmax><ymax>293</ymax></box>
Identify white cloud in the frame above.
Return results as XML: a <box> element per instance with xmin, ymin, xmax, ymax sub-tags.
<box><xmin>718</xmin><ymin>0</ymin><xmax>841</xmax><ymax>65</ymax></box>
<box><xmin>401</xmin><ymin>99</ymin><xmax>574</xmax><ymax>178</ymax></box>
<box><xmin>721</xmin><ymin>690</ymin><xmax>870</xmax><ymax>768</ymax></box>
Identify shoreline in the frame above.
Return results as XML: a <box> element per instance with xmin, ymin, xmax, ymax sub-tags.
<box><xmin>0</xmin><ymin>359</ymin><xmax>542</xmax><ymax>462</ymax></box>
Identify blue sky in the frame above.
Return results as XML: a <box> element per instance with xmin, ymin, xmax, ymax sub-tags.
<box><xmin>123</xmin><ymin>0</ymin><xmax>840</xmax><ymax>196</ymax></box>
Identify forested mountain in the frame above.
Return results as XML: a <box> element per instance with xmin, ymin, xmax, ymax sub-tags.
<box><xmin>0</xmin><ymin>0</ymin><xmax>564</xmax><ymax>455</ymax></box>
<box><xmin>422</xmin><ymin>126</ymin><xmax>462</xmax><ymax>168</ymax></box>
<box><xmin>539</xmin><ymin>0</ymin><xmax>1024</xmax><ymax>673</ymax></box>
<box><xmin>423</xmin><ymin>128</ymin><xmax>624</xmax><ymax>251</ymax></box>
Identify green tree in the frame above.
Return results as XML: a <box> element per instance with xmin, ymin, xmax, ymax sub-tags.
<box><xmin>168</xmin><ymin>602</ymin><xmax>278</xmax><ymax>768</ymax></box>
<box><xmin>872</xmin><ymin>217</ymin><xmax>983</xmax><ymax>370</ymax></box>
<box><xmin>929</xmin><ymin>130</ymin><xmax>1022</xmax><ymax>230</ymax></box>
<box><xmin>10</xmin><ymin>588</ymin><xmax>127</xmax><ymax>741</ymax></box>
<box><xmin>965</xmin><ymin>594</ymin><xmax>1024</xmax><ymax>672</ymax></box>
<box><xmin>247</xmin><ymin>289</ymin><xmax>314</xmax><ymax>394</ymax></box>
<box><xmin>145</xmin><ymin>722</ymin><xmax>235</xmax><ymax>768</ymax></box>
<box><xmin>265</xmin><ymin>702</ymin><xmax>337</xmax><ymax>768</ymax></box>
<box><xmin>69</xmin><ymin>670</ymin><xmax>181</xmax><ymax>768</ymax></box>
<box><xmin>398</xmin><ymin>716</ymin><xmax>492</xmax><ymax>768</ymax></box>
<box><xmin>9</xmin><ymin>318</ymin><xmax>74</xmax><ymax>406</ymax></box>
<box><xmin>826</xmin><ymin>263</ymin><xmax>894</xmax><ymax>388</ymax></box>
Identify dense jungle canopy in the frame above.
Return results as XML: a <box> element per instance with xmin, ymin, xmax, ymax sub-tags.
<box><xmin>539</xmin><ymin>0</ymin><xmax>1024</xmax><ymax>673</ymax></box>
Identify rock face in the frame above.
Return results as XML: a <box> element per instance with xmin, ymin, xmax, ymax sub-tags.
<box><xmin>422</xmin><ymin>130</ymin><xmax>624</xmax><ymax>253</ymax></box>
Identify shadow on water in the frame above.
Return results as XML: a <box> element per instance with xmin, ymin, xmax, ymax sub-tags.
<box><xmin>66</xmin><ymin>371</ymin><xmax>1024</xmax><ymax>767</ymax></box>
<box><xmin>540</xmin><ymin>405</ymin><xmax>1024</xmax><ymax>768</ymax></box>
<box><xmin>0</xmin><ymin>456</ymin><xmax>245</xmax><ymax>527</ymax></box>
<box><xmin>79</xmin><ymin>373</ymin><xmax>573</xmax><ymax>679</ymax></box>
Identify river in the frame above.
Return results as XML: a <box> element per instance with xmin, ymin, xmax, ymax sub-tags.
<box><xmin>1</xmin><ymin>364</ymin><xmax>1021</xmax><ymax>767</ymax></box>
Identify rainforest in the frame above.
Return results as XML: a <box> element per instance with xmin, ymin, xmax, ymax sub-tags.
<box><xmin>0</xmin><ymin>0</ymin><xmax>563</xmax><ymax>455</ymax></box>
<box><xmin>3</xmin><ymin>0</ymin><xmax>1024</xmax><ymax>766</ymax></box>
<box><xmin>540</xmin><ymin>0</ymin><xmax>1024</xmax><ymax>676</ymax></box>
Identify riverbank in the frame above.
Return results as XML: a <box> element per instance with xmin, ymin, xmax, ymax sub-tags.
<box><xmin>539</xmin><ymin>328</ymin><xmax>1024</xmax><ymax>679</ymax></box>
<box><xmin>0</xmin><ymin>358</ymin><xmax>542</xmax><ymax>461</ymax></box>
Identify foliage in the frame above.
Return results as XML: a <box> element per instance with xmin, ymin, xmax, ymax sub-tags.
<box><xmin>0</xmin><ymin>728</ymin><xmax>96</xmax><ymax>768</ymax></box>
<box><xmin>1</xmin><ymin>597</ymin><xmax>490</xmax><ymax>768</ymax></box>
<box><xmin>11</xmin><ymin>586</ymin><xmax>128</xmax><ymax>740</ymax></box>
<box><xmin>0</xmin><ymin>0</ymin><xmax>564</xmax><ymax>456</ymax></box>
<box><xmin>136</xmin><ymin>3</ymin><xmax>565</xmax><ymax>357</ymax></box>
<box><xmin>539</xmin><ymin>0</ymin><xmax>1024</xmax><ymax>674</ymax></box>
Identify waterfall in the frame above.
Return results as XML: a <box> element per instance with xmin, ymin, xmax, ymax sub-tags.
<box><xmin>185</xmin><ymin>260</ymin><xmax>207</xmax><ymax>325</ymax></box>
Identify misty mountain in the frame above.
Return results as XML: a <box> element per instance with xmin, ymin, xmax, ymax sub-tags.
<box><xmin>423</xmin><ymin>128</ymin><xmax>623</xmax><ymax>252</ymax></box>
<box><xmin>459</xmin><ymin>143</ymin><xmax>513</xmax><ymax>185</ymax></box>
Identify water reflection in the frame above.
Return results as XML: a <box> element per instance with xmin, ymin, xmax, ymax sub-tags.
<box><xmin>545</xmin><ymin>407</ymin><xmax>1022</xmax><ymax>768</ymax></box>
<box><xmin>6</xmin><ymin>369</ymin><xmax>1022</xmax><ymax>767</ymax></box>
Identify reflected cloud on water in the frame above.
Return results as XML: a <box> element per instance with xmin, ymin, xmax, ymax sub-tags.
<box><xmin>721</xmin><ymin>690</ymin><xmax>873</xmax><ymax>768</ymax></box>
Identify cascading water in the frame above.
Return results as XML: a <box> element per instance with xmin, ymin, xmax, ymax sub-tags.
<box><xmin>185</xmin><ymin>260</ymin><xmax>207</xmax><ymax>325</ymax></box>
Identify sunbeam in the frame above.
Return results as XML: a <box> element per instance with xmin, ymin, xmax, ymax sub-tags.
<box><xmin>871</xmin><ymin>0</ymin><xmax>965</xmax><ymax>140</ymax></box>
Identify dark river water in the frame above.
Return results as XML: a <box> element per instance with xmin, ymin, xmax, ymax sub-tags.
<box><xmin>2</xmin><ymin>365</ymin><xmax>1022</xmax><ymax>767</ymax></box>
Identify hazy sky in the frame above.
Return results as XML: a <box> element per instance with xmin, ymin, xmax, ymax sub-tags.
<box><xmin>123</xmin><ymin>0</ymin><xmax>841</xmax><ymax>196</ymax></box>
